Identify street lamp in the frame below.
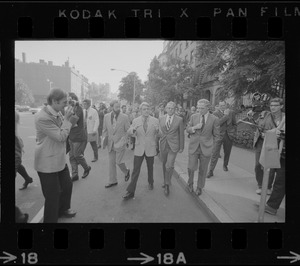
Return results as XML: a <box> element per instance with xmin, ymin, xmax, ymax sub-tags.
<box><xmin>111</xmin><ymin>68</ymin><xmax>136</xmax><ymax>105</ymax></box>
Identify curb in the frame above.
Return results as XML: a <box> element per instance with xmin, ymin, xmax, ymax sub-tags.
<box><xmin>173</xmin><ymin>164</ymin><xmax>235</xmax><ymax>223</ymax></box>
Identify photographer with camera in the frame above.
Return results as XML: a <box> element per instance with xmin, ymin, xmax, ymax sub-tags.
<box><xmin>68</xmin><ymin>92</ymin><xmax>91</xmax><ymax>181</ymax></box>
<box><xmin>252</xmin><ymin>97</ymin><xmax>285</xmax><ymax>202</ymax></box>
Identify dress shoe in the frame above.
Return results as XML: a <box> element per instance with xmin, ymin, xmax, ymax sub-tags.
<box><xmin>19</xmin><ymin>178</ymin><xmax>33</xmax><ymax>190</ymax></box>
<box><xmin>82</xmin><ymin>166</ymin><xmax>91</xmax><ymax>178</ymax></box>
<box><xmin>59</xmin><ymin>209</ymin><xmax>77</xmax><ymax>218</ymax></box>
<box><xmin>71</xmin><ymin>175</ymin><xmax>79</xmax><ymax>182</ymax></box>
<box><xmin>98</xmin><ymin>145</ymin><xmax>101</xmax><ymax>149</ymax></box>
<box><xmin>164</xmin><ymin>185</ymin><xmax>169</xmax><ymax>196</ymax></box>
<box><xmin>206</xmin><ymin>171</ymin><xmax>213</xmax><ymax>178</ymax></box>
<box><xmin>187</xmin><ymin>183</ymin><xmax>194</xmax><ymax>193</ymax></box>
<box><xmin>195</xmin><ymin>188</ymin><xmax>202</xmax><ymax>196</ymax></box>
<box><xmin>223</xmin><ymin>165</ymin><xmax>228</xmax><ymax>171</ymax></box>
<box><xmin>16</xmin><ymin>213</ymin><xmax>29</xmax><ymax>223</ymax></box>
<box><xmin>91</xmin><ymin>158</ymin><xmax>98</xmax><ymax>162</ymax></box>
<box><xmin>148</xmin><ymin>183</ymin><xmax>153</xmax><ymax>190</ymax></box>
<box><xmin>162</xmin><ymin>184</ymin><xmax>166</xmax><ymax>188</ymax></box>
<box><xmin>105</xmin><ymin>182</ymin><xmax>118</xmax><ymax>188</ymax></box>
<box><xmin>264</xmin><ymin>204</ymin><xmax>277</xmax><ymax>215</ymax></box>
<box><xmin>122</xmin><ymin>191</ymin><xmax>134</xmax><ymax>200</ymax></box>
<box><xmin>125</xmin><ymin>169</ymin><xmax>130</xmax><ymax>182</ymax></box>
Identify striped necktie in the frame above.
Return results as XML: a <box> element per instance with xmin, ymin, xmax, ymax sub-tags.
<box><xmin>200</xmin><ymin>115</ymin><xmax>205</xmax><ymax>131</ymax></box>
<box><xmin>166</xmin><ymin>116</ymin><xmax>171</xmax><ymax>130</ymax></box>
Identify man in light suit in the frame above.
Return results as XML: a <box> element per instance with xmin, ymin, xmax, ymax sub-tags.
<box><xmin>123</xmin><ymin>102</ymin><xmax>159</xmax><ymax>199</ymax></box>
<box><xmin>83</xmin><ymin>99</ymin><xmax>99</xmax><ymax>162</ymax></box>
<box><xmin>207</xmin><ymin>101</ymin><xmax>237</xmax><ymax>178</ymax></box>
<box><xmin>186</xmin><ymin>99</ymin><xmax>220</xmax><ymax>196</ymax></box>
<box><xmin>34</xmin><ymin>88</ymin><xmax>78</xmax><ymax>222</ymax></box>
<box><xmin>102</xmin><ymin>100</ymin><xmax>130</xmax><ymax>188</ymax></box>
<box><xmin>158</xmin><ymin>101</ymin><xmax>185</xmax><ymax>196</ymax></box>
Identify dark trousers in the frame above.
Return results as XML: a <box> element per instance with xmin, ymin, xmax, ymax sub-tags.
<box><xmin>209</xmin><ymin>132</ymin><xmax>233</xmax><ymax>172</ymax></box>
<box><xmin>255</xmin><ymin>139</ymin><xmax>275</xmax><ymax>189</ymax></box>
<box><xmin>267</xmin><ymin>158</ymin><xmax>285</xmax><ymax>210</ymax></box>
<box><xmin>69</xmin><ymin>140</ymin><xmax>89</xmax><ymax>177</ymax></box>
<box><xmin>17</xmin><ymin>164</ymin><xmax>32</xmax><ymax>182</ymax></box>
<box><xmin>89</xmin><ymin>141</ymin><xmax>98</xmax><ymax>159</ymax></box>
<box><xmin>37</xmin><ymin>164</ymin><xmax>73</xmax><ymax>223</ymax></box>
<box><xmin>126</xmin><ymin>153</ymin><xmax>154</xmax><ymax>194</ymax></box>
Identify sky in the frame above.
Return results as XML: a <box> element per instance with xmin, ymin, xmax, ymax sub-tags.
<box><xmin>15</xmin><ymin>40</ymin><xmax>164</xmax><ymax>93</ymax></box>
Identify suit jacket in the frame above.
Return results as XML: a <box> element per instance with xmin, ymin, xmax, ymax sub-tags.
<box><xmin>158</xmin><ymin>114</ymin><xmax>184</xmax><ymax>153</ymax></box>
<box><xmin>103</xmin><ymin>112</ymin><xmax>130</xmax><ymax>152</ymax></box>
<box><xmin>213</xmin><ymin>109</ymin><xmax>237</xmax><ymax>140</ymax></box>
<box><xmin>85</xmin><ymin>107</ymin><xmax>99</xmax><ymax>134</ymax></box>
<box><xmin>128</xmin><ymin>115</ymin><xmax>159</xmax><ymax>157</ymax></box>
<box><xmin>34</xmin><ymin>107</ymin><xmax>72</xmax><ymax>173</ymax></box>
<box><xmin>186</xmin><ymin>112</ymin><xmax>220</xmax><ymax>157</ymax></box>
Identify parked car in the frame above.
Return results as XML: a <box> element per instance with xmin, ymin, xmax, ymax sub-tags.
<box><xmin>15</xmin><ymin>104</ymin><xmax>21</xmax><ymax>111</ymax></box>
<box><xmin>17</xmin><ymin>105</ymin><xmax>30</xmax><ymax>112</ymax></box>
<box><xmin>29</xmin><ymin>106</ymin><xmax>43</xmax><ymax>114</ymax></box>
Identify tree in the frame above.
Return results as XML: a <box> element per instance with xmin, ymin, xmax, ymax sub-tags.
<box><xmin>194</xmin><ymin>41</ymin><xmax>285</xmax><ymax>101</ymax></box>
<box><xmin>15</xmin><ymin>79</ymin><xmax>35</xmax><ymax>105</ymax></box>
<box><xmin>118</xmin><ymin>72</ymin><xmax>144</xmax><ymax>104</ymax></box>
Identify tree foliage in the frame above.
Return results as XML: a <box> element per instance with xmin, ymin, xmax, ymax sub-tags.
<box><xmin>15</xmin><ymin>79</ymin><xmax>35</xmax><ymax>105</ymax></box>
<box><xmin>194</xmin><ymin>41</ymin><xmax>285</xmax><ymax>101</ymax></box>
<box><xmin>87</xmin><ymin>82</ymin><xmax>110</xmax><ymax>103</ymax></box>
<box><xmin>118</xmin><ymin>72</ymin><xmax>144</xmax><ymax>104</ymax></box>
<box><xmin>145</xmin><ymin>56</ymin><xmax>195</xmax><ymax>106</ymax></box>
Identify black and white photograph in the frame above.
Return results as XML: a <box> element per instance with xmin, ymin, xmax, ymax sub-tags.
<box><xmin>14</xmin><ymin>40</ymin><xmax>285</xmax><ymax>223</ymax></box>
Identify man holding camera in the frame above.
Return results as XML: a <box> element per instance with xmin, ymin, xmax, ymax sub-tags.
<box><xmin>68</xmin><ymin>93</ymin><xmax>91</xmax><ymax>181</ymax></box>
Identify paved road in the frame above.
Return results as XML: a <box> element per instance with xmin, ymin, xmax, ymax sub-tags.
<box><xmin>16</xmin><ymin>112</ymin><xmax>214</xmax><ymax>223</ymax></box>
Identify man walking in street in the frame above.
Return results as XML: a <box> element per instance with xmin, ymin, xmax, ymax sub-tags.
<box><xmin>186</xmin><ymin>99</ymin><xmax>220</xmax><ymax>196</ymax></box>
<box><xmin>68</xmin><ymin>93</ymin><xmax>91</xmax><ymax>181</ymax></box>
<box><xmin>123</xmin><ymin>102</ymin><xmax>159</xmax><ymax>199</ymax></box>
<box><xmin>83</xmin><ymin>99</ymin><xmax>99</xmax><ymax>163</ymax></box>
<box><xmin>207</xmin><ymin>101</ymin><xmax>237</xmax><ymax>178</ymax></box>
<box><xmin>158</xmin><ymin>101</ymin><xmax>184</xmax><ymax>196</ymax></box>
<box><xmin>102</xmin><ymin>100</ymin><xmax>131</xmax><ymax>188</ymax></box>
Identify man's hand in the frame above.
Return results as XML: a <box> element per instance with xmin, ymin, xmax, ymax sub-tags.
<box><xmin>224</xmin><ymin>109</ymin><xmax>230</xmax><ymax>115</ymax></box>
<box><xmin>64</xmin><ymin>106</ymin><xmax>73</xmax><ymax>121</ymax></box>
<box><xmin>193</xmin><ymin>123</ymin><xmax>203</xmax><ymax>130</ymax></box>
<box><xmin>178</xmin><ymin>149</ymin><xmax>183</xmax><ymax>153</ymax></box>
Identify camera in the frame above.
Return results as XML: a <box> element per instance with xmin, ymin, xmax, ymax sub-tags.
<box><xmin>68</xmin><ymin>99</ymin><xmax>79</xmax><ymax>107</ymax></box>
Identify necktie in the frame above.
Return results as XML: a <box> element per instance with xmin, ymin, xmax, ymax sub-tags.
<box><xmin>84</xmin><ymin>110</ymin><xmax>88</xmax><ymax>129</ymax></box>
<box><xmin>200</xmin><ymin>115</ymin><xmax>205</xmax><ymax>131</ymax></box>
<box><xmin>143</xmin><ymin>117</ymin><xmax>148</xmax><ymax>132</ymax></box>
<box><xmin>166</xmin><ymin>116</ymin><xmax>171</xmax><ymax>130</ymax></box>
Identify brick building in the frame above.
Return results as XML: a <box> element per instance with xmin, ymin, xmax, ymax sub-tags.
<box><xmin>15</xmin><ymin>53</ymin><xmax>89</xmax><ymax>106</ymax></box>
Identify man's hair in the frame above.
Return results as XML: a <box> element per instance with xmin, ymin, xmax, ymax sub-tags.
<box><xmin>110</xmin><ymin>100</ymin><xmax>119</xmax><ymax>107</ymax></box>
<box><xmin>47</xmin><ymin>88</ymin><xmax>67</xmax><ymax>105</ymax></box>
<box><xmin>139</xmin><ymin>102</ymin><xmax>150</xmax><ymax>110</ymax></box>
<box><xmin>166</xmin><ymin>101</ymin><xmax>176</xmax><ymax>108</ymax></box>
<box><xmin>270</xmin><ymin>97</ymin><xmax>284</xmax><ymax>106</ymax></box>
<box><xmin>68</xmin><ymin>92</ymin><xmax>78</xmax><ymax>101</ymax></box>
<box><xmin>83</xmin><ymin>99</ymin><xmax>91</xmax><ymax>105</ymax></box>
<box><xmin>197</xmin><ymin>99</ymin><xmax>211</xmax><ymax>108</ymax></box>
<box><xmin>121</xmin><ymin>105</ymin><xmax>126</xmax><ymax>108</ymax></box>
<box><xmin>191</xmin><ymin>106</ymin><xmax>196</xmax><ymax>110</ymax></box>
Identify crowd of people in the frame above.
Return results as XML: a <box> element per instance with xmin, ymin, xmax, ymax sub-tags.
<box><xmin>15</xmin><ymin>87</ymin><xmax>285</xmax><ymax>223</ymax></box>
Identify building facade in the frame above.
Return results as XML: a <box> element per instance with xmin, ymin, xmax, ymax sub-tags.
<box><xmin>15</xmin><ymin>53</ymin><xmax>89</xmax><ymax>106</ymax></box>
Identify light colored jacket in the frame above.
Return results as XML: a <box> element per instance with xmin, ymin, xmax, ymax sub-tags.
<box><xmin>34</xmin><ymin>107</ymin><xmax>72</xmax><ymax>173</ymax></box>
<box><xmin>186</xmin><ymin>112</ymin><xmax>220</xmax><ymax>157</ymax></box>
<box><xmin>128</xmin><ymin>115</ymin><xmax>159</xmax><ymax>157</ymax></box>
<box><xmin>103</xmin><ymin>112</ymin><xmax>130</xmax><ymax>152</ymax></box>
<box><xmin>84</xmin><ymin>107</ymin><xmax>99</xmax><ymax>134</ymax></box>
<box><xmin>158</xmin><ymin>114</ymin><xmax>184</xmax><ymax>153</ymax></box>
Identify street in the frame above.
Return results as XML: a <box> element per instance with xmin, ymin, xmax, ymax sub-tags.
<box><xmin>16</xmin><ymin>112</ymin><xmax>214</xmax><ymax>223</ymax></box>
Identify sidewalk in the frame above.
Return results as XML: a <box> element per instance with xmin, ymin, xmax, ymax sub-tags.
<box><xmin>173</xmin><ymin>137</ymin><xmax>285</xmax><ymax>223</ymax></box>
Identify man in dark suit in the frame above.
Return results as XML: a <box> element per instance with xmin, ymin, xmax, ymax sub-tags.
<box><xmin>207</xmin><ymin>101</ymin><xmax>237</xmax><ymax>178</ymax></box>
<box><xmin>158</xmin><ymin>101</ymin><xmax>184</xmax><ymax>196</ymax></box>
<box><xmin>186</xmin><ymin>99</ymin><xmax>220</xmax><ymax>195</ymax></box>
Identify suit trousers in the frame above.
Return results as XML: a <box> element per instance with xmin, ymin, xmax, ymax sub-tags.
<box><xmin>89</xmin><ymin>141</ymin><xmax>98</xmax><ymax>159</ymax></box>
<box><xmin>267</xmin><ymin>158</ymin><xmax>285</xmax><ymax>210</ymax></box>
<box><xmin>37</xmin><ymin>164</ymin><xmax>73</xmax><ymax>223</ymax></box>
<box><xmin>108</xmin><ymin>148</ymin><xmax>128</xmax><ymax>184</ymax></box>
<box><xmin>209</xmin><ymin>132</ymin><xmax>233</xmax><ymax>172</ymax></box>
<box><xmin>255</xmin><ymin>138</ymin><xmax>275</xmax><ymax>189</ymax></box>
<box><xmin>188</xmin><ymin>144</ymin><xmax>210</xmax><ymax>189</ymax></box>
<box><xmin>69</xmin><ymin>140</ymin><xmax>89</xmax><ymax>177</ymax></box>
<box><xmin>160</xmin><ymin>142</ymin><xmax>177</xmax><ymax>186</ymax></box>
<box><xmin>127</xmin><ymin>153</ymin><xmax>154</xmax><ymax>194</ymax></box>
